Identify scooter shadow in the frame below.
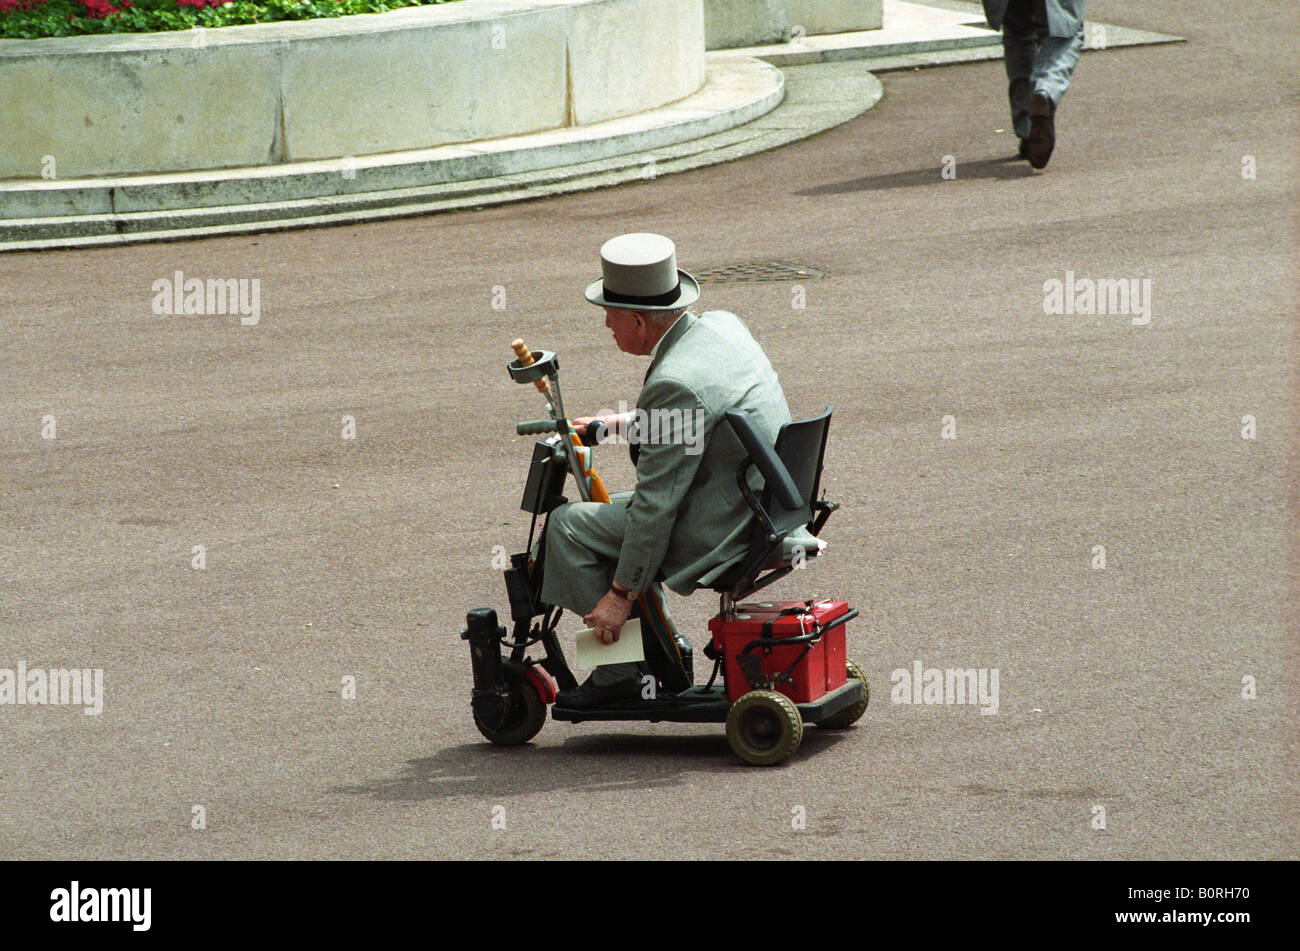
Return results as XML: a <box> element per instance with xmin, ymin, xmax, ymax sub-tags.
<box><xmin>331</xmin><ymin>729</ymin><xmax>851</xmax><ymax>802</ymax></box>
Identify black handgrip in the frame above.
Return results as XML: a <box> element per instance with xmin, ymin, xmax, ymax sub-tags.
<box><xmin>517</xmin><ymin>418</ymin><xmax>560</xmax><ymax>436</ymax></box>
<box><xmin>725</xmin><ymin>409</ymin><xmax>801</xmax><ymax>510</ymax></box>
<box><xmin>583</xmin><ymin>420</ymin><xmax>608</xmax><ymax>444</ymax></box>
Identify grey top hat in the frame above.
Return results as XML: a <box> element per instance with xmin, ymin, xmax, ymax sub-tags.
<box><xmin>585</xmin><ymin>233</ymin><xmax>700</xmax><ymax>311</ymax></box>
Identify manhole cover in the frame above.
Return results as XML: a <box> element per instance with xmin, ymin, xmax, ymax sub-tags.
<box><xmin>692</xmin><ymin>262</ymin><xmax>826</xmax><ymax>283</ymax></box>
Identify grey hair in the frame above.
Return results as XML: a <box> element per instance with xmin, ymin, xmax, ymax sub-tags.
<box><xmin>645</xmin><ymin>306</ymin><xmax>688</xmax><ymax>328</ymax></box>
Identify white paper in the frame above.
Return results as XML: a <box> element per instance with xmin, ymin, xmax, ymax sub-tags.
<box><xmin>575</xmin><ymin>618</ymin><xmax>646</xmax><ymax>668</ymax></box>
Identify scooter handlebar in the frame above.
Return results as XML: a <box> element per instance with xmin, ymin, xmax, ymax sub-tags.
<box><xmin>515</xmin><ymin>419</ymin><xmax>609</xmax><ymax>442</ymax></box>
<box><xmin>517</xmin><ymin>419</ymin><xmax>560</xmax><ymax>436</ymax></box>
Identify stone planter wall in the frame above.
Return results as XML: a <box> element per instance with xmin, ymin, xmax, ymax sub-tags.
<box><xmin>0</xmin><ymin>0</ymin><xmax>705</xmax><ymax>178</ymax></box>
<box><xmin>703</xmin><ymin>0</ymin><xmax>882</xmax><ymax>49</ymax></box>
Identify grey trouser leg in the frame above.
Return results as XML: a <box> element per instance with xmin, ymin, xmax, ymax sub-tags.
<box><xmin>1030</xmin><ymin>28</ymin><xmax>1084</xmax><ymax>107</ymax></box>
<box><xmin>1001</xmin><ymin>0</ymin><xmax>1083</xmax><ymax>135</ymax></box>
<box><xmin>1001</xmin><ymin>0</ymin><xmax>1043</xmax><ymax>138</ymax></box>
<box><xmin>539</xmin><ymin>492</ymin><xmax>660</xmax><ymax>686</ymax></box>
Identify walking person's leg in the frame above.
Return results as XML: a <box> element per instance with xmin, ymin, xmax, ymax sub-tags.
<box><xmin>1026</xmin><ymin>1</ymin><xmax>1086</xmax><ymax>168</ymax></box>
<box><xmin>1029</xmin><ymin>28</ymin><xmax>1085</xmax><ymax>111</ymax></box>
<box><xmin>998</xmin><ymin>0</ymin><xmax>1040</xmax><ymax>152</ymax></box>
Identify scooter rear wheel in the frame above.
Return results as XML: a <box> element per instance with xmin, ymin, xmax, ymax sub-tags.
<box><xmin>726</xmin><ymin>689</ymin><xmax>803</xmax><ymax>766</ymax></box>
<box><xmin>473</xmin><ymin>677</ymin><xmax>547</xmax><ymax>746</ymax></box>
<box><xmin>817</xmin><ymin>658</ymin><xmax>870</xmax><ymax>729</ymax></box>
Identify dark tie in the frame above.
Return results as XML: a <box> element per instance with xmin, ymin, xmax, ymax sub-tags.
<box><xmin>629</xmin><ymin>360</ymin><xmax>657</xmax><ymax>467</ymax></box>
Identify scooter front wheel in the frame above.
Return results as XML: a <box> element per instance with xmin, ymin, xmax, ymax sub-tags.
<box><xmin>473</xmin><ymin>677</ymin><xmax>547</xmax><ymax>746</ymax></box>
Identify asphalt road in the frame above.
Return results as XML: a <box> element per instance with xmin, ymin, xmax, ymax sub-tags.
<box><xmin>0</xmin><ymin>1</ymin><xmax>1295</xmax><ymax>860</ymax></box>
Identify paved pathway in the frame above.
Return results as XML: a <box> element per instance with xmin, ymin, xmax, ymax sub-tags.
<box><xmin>0</xmin><ymin>0</ymin><xmax>1294</xmax><ymax>859</ymax></box>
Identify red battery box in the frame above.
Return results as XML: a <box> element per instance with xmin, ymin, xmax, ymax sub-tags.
<box><xmin>708</xmin><ymin>600</ymin><xmax>850</xmax><ymax>703</ymax></box>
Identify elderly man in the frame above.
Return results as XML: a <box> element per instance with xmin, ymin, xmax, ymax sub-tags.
<box><xmin>983</xmin><ymin>0</ymin><xmax>1087</xmax><ymax>169</ymax></box>
<box><xmin>541</xmin><ymin>233</ymin><xmax>791</xmax><ymax>708</ymax></box>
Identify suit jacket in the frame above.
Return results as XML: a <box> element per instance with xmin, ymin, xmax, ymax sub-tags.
<box><xmin>982</xmin><ymin>0</ymin><xmax>1086</xmax><ymax>37</ymax></box>
<box><xmin>614</xmin><ymin>310</ymin><xmax>791</xmax><ymax>597</ymax></box>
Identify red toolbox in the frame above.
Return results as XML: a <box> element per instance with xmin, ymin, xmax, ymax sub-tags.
<box><xmin>708</xmin><ymin>600</ymin><xmax>851</xmax><ymax>703</ymax></box>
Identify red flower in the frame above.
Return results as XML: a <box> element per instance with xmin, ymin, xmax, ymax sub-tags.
<box><xmin>79</xmin><ymin>0</ymin><xmax>135</xmax><ymax>16</ymax></box>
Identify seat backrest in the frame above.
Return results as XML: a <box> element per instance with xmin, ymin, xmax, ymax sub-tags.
<box><xmin>707</xmin><ymin>407</ymin><xmax>833</xmax><ymax>596</ymax></box>
<box><xmin>761</xmin><ymin>407</ymin><xmax>832</xmax><ymax>539</ymax></box>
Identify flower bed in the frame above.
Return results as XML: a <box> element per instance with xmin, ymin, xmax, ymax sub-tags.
<box><xmin>0</xmin><ymin>0</ymin><xmax>457</xmax><ymax>38</ymax></box>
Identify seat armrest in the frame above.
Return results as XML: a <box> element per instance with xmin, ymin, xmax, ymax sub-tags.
<box><xmin>725</xmin><ymin>410</ymin><xmax>802</xmax><ymax>511</ymax></box>
<box><xmin>811</xmin><ymin>498</ymin><xmax>838</xmax><ymax>535</ymax></box>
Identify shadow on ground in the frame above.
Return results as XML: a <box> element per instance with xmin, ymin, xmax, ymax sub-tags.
<box><xmin>796</xmin><ymin>156</ymin><xmax>1032</xmax><ymax>196</ymax></box>
<box><xmin>330</xmin><ymin>729</ymin><xmax>851</xmax><ymax>801</ymax></box>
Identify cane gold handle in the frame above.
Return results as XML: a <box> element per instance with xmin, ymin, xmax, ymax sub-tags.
<box><xmin>511</xmin><ymin>338</ymin><xmax>550</xmax><ymax>394</ymax></box>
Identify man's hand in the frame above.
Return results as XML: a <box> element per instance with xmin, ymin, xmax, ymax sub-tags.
<box><xmin>569</xmin><ymin>412</ymin><xmax>632</xmax><ymax>439</ymax></box>
<box><xmin>584</xmin><ymin>589</ymin><xmax>634</xmax><ymax>645</ymax></box>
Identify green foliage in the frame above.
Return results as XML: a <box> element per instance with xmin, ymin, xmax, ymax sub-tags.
<box><xmin>0</xmin><ymin>0</ymin><xmax>458</xmax><ymax>39</ymax></box>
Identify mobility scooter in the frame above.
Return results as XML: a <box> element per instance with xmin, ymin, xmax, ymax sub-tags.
<box><xmin>461</xmin><ymin>340</ymin><xmax>868</xmax><ymax>765</ymax></box>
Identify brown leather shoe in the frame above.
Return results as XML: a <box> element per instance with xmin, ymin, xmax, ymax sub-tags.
<box><xmin>1026</xmin><ymin>92</ymin><xmax>1055</xmax><ymax>169</ymax></box>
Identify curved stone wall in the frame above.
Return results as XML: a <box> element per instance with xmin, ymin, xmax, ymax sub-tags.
<box><xmin>0</xmin><ymin>0</ymin><xmax>705</xmax><ymax>178</ymax></box>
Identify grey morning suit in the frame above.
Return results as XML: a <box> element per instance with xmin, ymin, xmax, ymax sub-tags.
<box><xmin>540</xmin><ymin>310</ymin><xmax>791</xmax><ymax>683</ymax></box>
<box><xmin>984</xmin><ymin>0</ymin><xmax>1087</xmax><ymax>138</ymax></box>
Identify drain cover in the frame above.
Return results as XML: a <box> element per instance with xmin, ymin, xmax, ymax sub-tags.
<box><xmin>692</xmin><ymin>262</ymin><xmax>826</xmax><ymax>283</ymax></box>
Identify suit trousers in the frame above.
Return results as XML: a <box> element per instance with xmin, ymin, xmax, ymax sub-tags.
<box><xmin>1001</xmin><ymin>0</ymin><xmax>1085</xmax><ymax>138</ymax></box>
<box><xmin>539</xmin><ymin>491</ymin><xmax>667</xmax><ymax>686</ymax></box>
